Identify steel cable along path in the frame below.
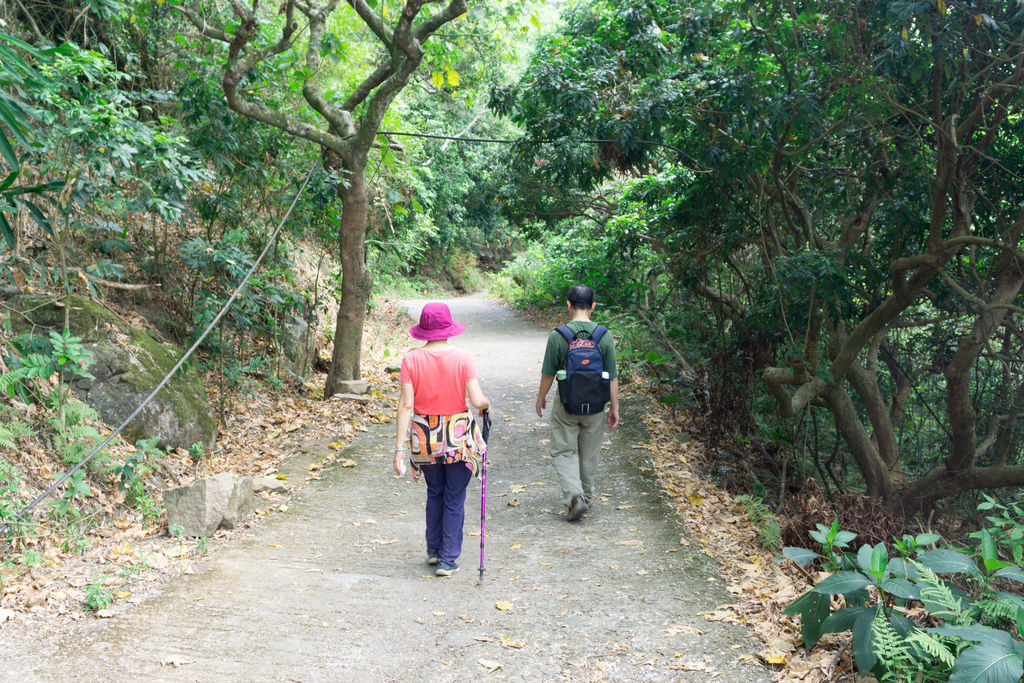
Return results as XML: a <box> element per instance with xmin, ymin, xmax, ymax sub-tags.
<box><xmin>0</xmin><ymin>165</ymin><xmax>317</xmax><ymax>535</ymax></box>
<box><xmin>1</xmin><ymin>128</ymin><xmax>714</xmax><ymax>536</ymax></box>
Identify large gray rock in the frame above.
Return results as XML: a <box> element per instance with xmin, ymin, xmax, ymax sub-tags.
<box><xmin>280</xmin><ymin>315</ymin><xmax>317</xmax><ymax>377</ymax></box>
<box><xmin>5</xmin><ymin>294</ymin><xmax>217</xmax><ymax>450</ymax></box>
<box><xmin>163</xmin><ymin>473</ymin><xmax>254</xmax><ymax>537</ymax></box>
<box><xmin>334</xmin><ymin>379</ymin><xmax>370</xmax><ymax>395</ymax></box>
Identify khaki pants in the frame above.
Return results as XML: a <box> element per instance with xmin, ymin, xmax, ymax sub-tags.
<box><xmin>550</xmin><ymin>399</ymin><xmax>605</xmax><ymax>506</ymax></box>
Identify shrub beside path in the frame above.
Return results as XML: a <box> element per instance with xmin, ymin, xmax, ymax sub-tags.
<box><xmin>1</xmin><ymin>297</ymin><xmax>771</xmax><ymax>681</ymax></box>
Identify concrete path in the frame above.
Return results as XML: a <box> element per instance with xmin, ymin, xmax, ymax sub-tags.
<box><xmin>1</xmin><ymin>297</ymin><xmax>770</xmax><ymax>681</ymax></box>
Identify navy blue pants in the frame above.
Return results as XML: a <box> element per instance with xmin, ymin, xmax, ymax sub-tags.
<box><xmin>420</xmin><ymin>461</ymin><xmax>473</xmax><ymax>566</ymax></box>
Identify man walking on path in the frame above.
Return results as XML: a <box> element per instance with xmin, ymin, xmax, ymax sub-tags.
<box><xmin>536</xmin><ymin>284</ymin><xmax>620</xmax><ymax>521</ymax></box>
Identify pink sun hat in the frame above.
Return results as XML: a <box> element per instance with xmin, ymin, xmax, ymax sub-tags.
<box><xmin>409</xmin><ymin>302</ymin><xmax>466</xmax><ymax>340</ymax></box>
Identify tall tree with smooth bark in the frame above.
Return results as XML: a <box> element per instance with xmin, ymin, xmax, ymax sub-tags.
<box><xmin>178</xmin><ymin>0</ymin><xmax>467</xmax><ymax>395</ymax></box>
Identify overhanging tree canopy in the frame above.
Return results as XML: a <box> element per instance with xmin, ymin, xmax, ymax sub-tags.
<box><xmin>495</xmin><ymin>0</ymin><xmax>1024</xmax><ymax>514</ymax></box>
<box><xmin>178</xmin><ymin>0</ymin><xmax>467</xmax><ymax>395</ymax></box>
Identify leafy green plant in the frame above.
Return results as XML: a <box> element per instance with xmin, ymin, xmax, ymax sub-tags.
<box><xmin>0</xmin><ymin>457</ymin><xmax>28</xmax><ymax>535</ymax></box>
<box><xmin>116</xmin><ymin>437</ymin><xmax>166</xmax><ymax>505</ymax></box>
<box><xmin>84</xmin><ymin>574</ymin><xmax>113</xmax><ymax>611</ymax></box>
<box><xmin>783</xmin><ymin>517</ymin><xmax>1024</xmax><ymax>682</ymax></box>
<box><xmin>975</xmin><ymin>493</ymin><xmax>1024</xmax><ymax>566</ymax></box>
<box><xmin>195</xmin><ymin>537</ymin><xmax>210</xmax><ymax>555</ymax></box>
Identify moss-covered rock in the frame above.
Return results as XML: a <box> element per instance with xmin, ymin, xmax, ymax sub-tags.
<box><xmin>5</xmin><ymin>294</ymin><xmax>217</xmax><ymax>450</ymax></box>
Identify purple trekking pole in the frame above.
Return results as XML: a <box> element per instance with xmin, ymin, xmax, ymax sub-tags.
<box><xmin>479</xmin><ymin>409</ymin><xmax>491</xmax><ymax>584</ymax></box>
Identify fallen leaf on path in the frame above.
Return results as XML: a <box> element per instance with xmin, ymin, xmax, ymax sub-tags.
<box><xmin>502</xmin><ymin>639</ymin><xmax>525</xmax><ymax>649</ymax></box>
<box><xmin>433</xmin><ymin>611</ymin><xmax>446</xmax><ymax>617</ymax></box>
<box><xmin>665</xmin><ymin>623</ymin><xmax>702</xmax><ymax>636</ymax></box>
<box><xmin>478</xmin><ymin>658</ymin><xmax>502</xmax><ymax>672</ymax></box>
<box><xmin>509</xmin><ymin>541</ymin><xmax>521</xmax><ymax>549</ymax></box>
<box><xmin>160</xmin><ymin>655</ymin><xmax>194</xmax><ymax>667</ymax></box>
<box><xmin>340</xmin><ymin>458</ymin><xmax>357</xmax><ymax>467</ymax></box>
<box><xmin>116</xmin><ymin>591</ymin><xmax>130</xmax><ymax>599</ymax></box>
<box><xmin>614</xmin><ymin>540</ymin><xmax>643</xmax><ymax>546</ymax></box>
<box><xmin>688</xmin><ymin>492</ymin><xmax>704</xmax><ymax>506</ymax></box>
<box><xmin>509</xmin><ymin>485</ymin><xmax>526</xmax><ymax>493</ymax></box>
<box><xmin>495</xmin><ymin>601</ymin><xmax>514</xmax><ymax>610</ymax></box>
<box><xmin>473</xmin><ymin>635</ymin><xmax>494</xmax><ymax>642</ymax></box>
<box><xmin>538</xmin><ymin>562</ymin><xmax>552</xmax><ymax>566</ymax></box>
<box><xmin>669</xmin><ymin>660</ymin><xmax>716</xmax><ymax>672</ymax></box>
<box><xmin>616</xmin><ymin>505</ymin><xmax>634</xmax><ymax>510</ymax></box>
<box><xmin>328</xmin><ymin>441</ymin><xmax>344</xmax><ymax>450</ymax></box>
<box><xmin>95</xmin><ymin>609</ymin><xmax>115</xmax><ymax>618</ymax></box>
<box><xmin>759</xmin><ymin>650</ymin><xmax>790</xmax><ymax>665</ymax></box>
<box><xmin>507</xmin><ymin>498</ymin><xmax>520</xmax><ymax>507</ymax></box>
<box><xmin>370</xmin><ymin>539</ymin><xmax>398</xmax><ymax>545</ymax></box>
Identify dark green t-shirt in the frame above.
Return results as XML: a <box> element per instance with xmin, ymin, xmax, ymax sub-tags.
<box><xmin>541</xmin><ymin>320</ymin><xmax>617</xmax><ymax>379</ymax></box>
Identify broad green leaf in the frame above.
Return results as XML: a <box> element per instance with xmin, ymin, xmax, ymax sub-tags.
<box><xmin>881</xmin><ymin>578</ymin><xmax>919</xmax><ymax>600</ymax></box>
<box><xmin>0</xmin><ymin>210</ymin><xmax>14</xmax><ymax>249</ymax></box>
<box><xmin>851</xmin><ymin>606</ymin><xmax>879</xmax><ymax>675</ymax></box>
<box><xmin>530</xmin><ymin>13</ymin><xmax>542</xmax><ymax>31</ymax></box>
<box><xmin>431</xmin><ymin>70</ymin><xmax>444</xmax><ymax>89</ymax></box>
<box><xmin>918</xmin><ymin>549</ymin><xmax>981</xmax><ymax>575</ymax></box>
<box><xmin>980</xmin><ymin>529</ymin><xmax>1004</xmax><ymax>573</ymax></box>
<box><xmin>22</xmin><ymin>200</ymin><xmax>52</xmax><ymax>236</ymax></box>
<box><xmin>820</xmin><ymin>606</ymin><xmax>869</xmax><ymax>635</ymax></box>
<box><xmin>931</xmin><ymin>625</ymin><xmax>1015</xmax><ymax>649</ymax></box>
<box><xmin>811</xmin><ymin>571</ymin><xmax>871</xmax><ymax>595</ymax></box>
<box><xmin>447</xmin><ymin>69</ymin><xmax>460</xmax><ymax>87</ymax></box>
<box><xmin>0</xmin><ymin>170</ymin><xmax>17</xmax><ymax>191</ymax></box>
<box><xmin>992</xmin><ymin>566</ymin><xmax>1024</xmax><ymax>585</ymax></box>
<box><xmin>782</xmin><ymin>547</ymin><xmax>820</xmax><ymax>566</ymax></box>
<box><xmin>949</xmin><ymin>643</ymin><xmax>1023</xmax><ymax>683</ymax></box>
<box><xmin>784</xmin><ymin>589</ymin><xmax>831</xmax><ymax>649</ymax></box>
<box><xmin>0</xmin><ymin>127</ymin><xmax>19</xmax><ymax>171</ymax></box>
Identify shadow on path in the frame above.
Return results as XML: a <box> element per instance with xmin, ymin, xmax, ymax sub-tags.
<box><xmin>1</xmin><ymin>296</ymin><xmax>771</xmax><ymax>681</ymax></box>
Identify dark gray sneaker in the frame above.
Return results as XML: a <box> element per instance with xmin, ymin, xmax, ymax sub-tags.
<box><xmin>567</xmin><ymin>494</ymin><xmax>589</xmax><ymax>522</ymax></box>
<box><xmin>435</xmin><ymin>561</ymin><xmax>459</xmax><ymax>577</ymax></box>
<box><xmin>427</xmin><ymin>552</ymin><xmax>438</xmax><ymax>566</ymax></box>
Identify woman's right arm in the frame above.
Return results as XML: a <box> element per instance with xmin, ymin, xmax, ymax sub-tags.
<box><xmin>394</xmin><ymin>381</ymin><xmax>415</xmax><ymax>475</ymax></box>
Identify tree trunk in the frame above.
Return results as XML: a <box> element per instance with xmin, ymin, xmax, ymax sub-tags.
<box><xmin>324</xmin><ymin>168</ymin><xmax>373</xmax><ymax>396</ymax></box>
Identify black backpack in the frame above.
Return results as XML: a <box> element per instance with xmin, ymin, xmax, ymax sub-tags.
<box><xmin>556</xmin><ymin>325</ymin><xmax>610</xmax><ymax>415</ymax></box>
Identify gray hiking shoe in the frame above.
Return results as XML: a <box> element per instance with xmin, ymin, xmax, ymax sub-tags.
<box><xmin>567</xmin><ymin>494</ymin><xmax>589</xmax><ymax>522</ymax></box>
<box><xmin>435</xmin><ymin>561</ymin><xmax>459</xmax><ymax>577</ymax></box>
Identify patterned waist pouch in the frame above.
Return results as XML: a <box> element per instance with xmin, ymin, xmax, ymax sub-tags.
<box><xmin>409</xmin><ymin>411</ymin><xmax>487</xmax><ymax>478</ymax></box>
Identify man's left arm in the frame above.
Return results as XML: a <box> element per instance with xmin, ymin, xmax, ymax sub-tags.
<box><xmin>607</xmin><ymin>378</ymin><xmax>619</xmax><ymax>430</ymax></box>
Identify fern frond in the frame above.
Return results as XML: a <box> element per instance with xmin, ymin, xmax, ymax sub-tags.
<box><xmin>0</xmin><ymin>367</ymin><xmax>29</xmax><ymax>393</ymax></box>
<box><xmin>903</xmin><ymin>630</ymin><xmax>956</xmax><ymax>669</ymax></box>
<box><xmin>911</xmin><ymin>560</ymin><xmax>969</xmax><ymax>625</ymax></box>
<box><xmin>975</xmin><ymin>598</ymin><xmax>1018</xmax><ymax>625</ymax></box>
<box><xmin>871</xmin><ymin>609</ymin><xmax>912</xmax><ymax>671</ymax></box>
<box><xmin>0</xmin><ymin>420</ymin><xmax>32</xmax><ymax>450</ymax></box>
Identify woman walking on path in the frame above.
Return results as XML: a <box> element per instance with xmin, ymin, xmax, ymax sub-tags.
<box><xmin>393</xmin><ymin>302</ymin><xmax>490</xmax><ymax>576</ymax></box>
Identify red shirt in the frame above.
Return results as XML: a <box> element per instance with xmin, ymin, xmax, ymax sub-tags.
<box><xmin>400</xmin><ymin>346</ymin><xmax>477</xmax><ymax>416</ymax></box>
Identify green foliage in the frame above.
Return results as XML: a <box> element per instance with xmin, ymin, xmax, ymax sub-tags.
<box><xmin>784</xmin><ymin>508</ymin><xmax>1024</xmax><ymax>681</ymax></box>
<box><xmin>84</xmin><ymin>574</ymin><xmax>113</xmax><ymax>611</ymax></box>
<box><xmin>735</xmin><ymin>494</ymin><xmax>780</xmax><ymax>552</ymax></box>
<box><xmin>0</xmin><ymin>457</ymin><xmax>28</xmax><ymax>536</ymax></box>
<box><xmin>116</xmin><ymin>437</ymin><xmax>166</xmax><ymax>507</ymax></box>
<box><xmin>975</xmin><ymin>493</ymin><xmax>1024</xmax><ymax>566</ymax></box>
